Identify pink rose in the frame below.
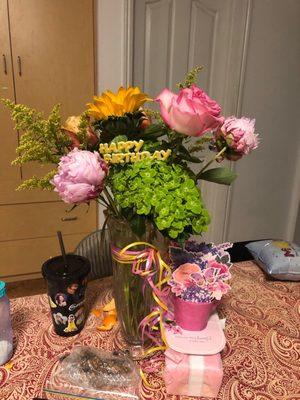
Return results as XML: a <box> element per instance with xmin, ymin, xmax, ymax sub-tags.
<box><xmin>51</xmin><ymin>148</ymin><xmax>108</xmax><ymax>203</ymax></box>
<box><xmin>217</xmin><ymin>116</ymin><xmax>259</xmax><ymax>156</ymax></box>
<box><xmin>155</xmin><ymin>85</ymin><xmax>224</xmax><ymax>136</ymax></box>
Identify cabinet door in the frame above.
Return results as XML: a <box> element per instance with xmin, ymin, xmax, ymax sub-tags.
<box><xmin>0</xmin><ymin>0</ymin><xmax>21</xmax><ymax>204</ymax></box>
<box><xmin>7</xmin><ymin>0</ymin><xmax>95</xmax><ymax>203</ymax></box>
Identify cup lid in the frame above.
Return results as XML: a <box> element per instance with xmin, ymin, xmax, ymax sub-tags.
<box><xmin>42</xmin><ymin>254</ymin><xmax>91</xmax><ymax>281</ymax></box>
<box><xmin>0</xmin><ymin>281</ymin><xmax>6</xmax><ymax>298</ymax></box>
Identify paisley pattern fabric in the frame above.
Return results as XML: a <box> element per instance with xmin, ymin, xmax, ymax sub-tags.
<box><xmin>1</xmin><ymin>261</ymin><xmax>299</xmax><ymax>399</ymax></box>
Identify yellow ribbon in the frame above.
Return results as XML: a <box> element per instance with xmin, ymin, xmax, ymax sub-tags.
<box><xmin>112</xmin><ymin>241</ymin><xmax>172</xmax><ymax>388</ymax></box>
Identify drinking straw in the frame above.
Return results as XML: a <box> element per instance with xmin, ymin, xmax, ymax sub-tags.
<box><xmin>57</xmin><ymin>231</ymin><xmax>68</xmax><ymax>271</ymax></box>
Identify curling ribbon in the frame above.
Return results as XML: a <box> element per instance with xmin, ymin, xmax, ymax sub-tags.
<box><xmin>111</xmin><ymin>242</ymin><xmax>172</xmax><ymax>387</ymax></box>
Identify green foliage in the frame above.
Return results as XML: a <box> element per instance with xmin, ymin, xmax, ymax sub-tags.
<box><xmin>177</xmin><ymin>66</ymin><xmax>204</xmax><ymax>89</ymax></box>
<box><xmin>198</xmin><ymin>167</ymin><xmax>237</xmax><ymax>185</ymax></box>
<box><xmin>189</xmin><ymin>136</ymin><xmax>212</xmax><ymax>153</ymax></box>
<box><xmin>76</xmin><ymin>112</ymin><xmax>90</xmax><ymax>148</ymax></box>
<box><xmin>16</xmin><ymin>169</ymin><xmax>57</xmax><ymax>191</ymax></box>
<box><xmin>143</xmin><ymin>108</ymin><xmax>164</xmax><ymax>124</ymax></box>
<box><xmin>110</xmin><ymin>160</ymin><xmax>210</xmax><ymax>240</ymax></box>
<box><xmin>2</xmin><ymin>99</ymin><xmax>70</xmax><ymax>164</ymax></box>
<box><xmin>1</xmin><ymin>99</ymin><xmax>70</xmax><ymax>189</ymax></box>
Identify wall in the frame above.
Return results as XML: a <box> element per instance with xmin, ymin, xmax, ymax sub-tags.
<box><xmin>95</xmin><ymin>0</ymin><xmax>133</xmax><ymax>224</ymax></box>
<box><xmin>95</xmin><ymin>0</ymin><xmax>132</xmax><ymax>93</ymax></box>
<box><xmin>226</xmin><ymin>0</ymin><xmax>300</xmax><ymax>242</ymax></box>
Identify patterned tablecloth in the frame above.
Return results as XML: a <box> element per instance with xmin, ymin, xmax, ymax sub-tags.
<box><xmin>1</xmin><ymin>261</ymin><xmax>300</xmax><ymax>400</ymax></box>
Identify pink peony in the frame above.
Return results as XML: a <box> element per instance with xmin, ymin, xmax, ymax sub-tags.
<box><xmin>218</xmin><ymin>116</ymin><xmax>259</xmax><ymax>155</ymax></box>
<box><xmin>51</xmin><ymin>148</ymin><xmax>108</xmax><ymax>203</ymax></box>
<box><xmin>155</xmin><ymin>85</ymin><xmax>224</xmax><ymax>137</ymax></box>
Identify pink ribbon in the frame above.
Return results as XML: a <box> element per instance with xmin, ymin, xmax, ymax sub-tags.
<box><xmin>111</xmin><ymin>243</ymin><xmax>171</xmax><ymax>350</ymax></box>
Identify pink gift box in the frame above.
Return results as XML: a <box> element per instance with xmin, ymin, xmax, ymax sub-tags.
<box><xmin>164</xmin><ymin>348</ymin><xmax>223</xmax><ymax>397</ymax></box>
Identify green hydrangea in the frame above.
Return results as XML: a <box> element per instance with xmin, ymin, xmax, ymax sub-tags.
<box><xmin>110</xmin><ymin>160</ymin><xmax>210</xmax><ymax>240</ymax></box>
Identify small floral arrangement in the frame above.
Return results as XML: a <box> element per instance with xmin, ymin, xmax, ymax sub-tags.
<box><xmin>169</xmin><ymin>241</ymin><xmax>233</xmax><ymax>302</ymax></box>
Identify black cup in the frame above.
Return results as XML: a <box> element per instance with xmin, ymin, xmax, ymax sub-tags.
<box><xmin>42</xmin><ymin>254</ymin><xmax>91</xmax><ymax>337</ymax></box>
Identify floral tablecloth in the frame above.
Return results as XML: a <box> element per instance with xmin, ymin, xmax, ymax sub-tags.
<box><xmin>1</xmin><ymin>261</ymin><xmax>300</xmax><ymax>400</ymax></box>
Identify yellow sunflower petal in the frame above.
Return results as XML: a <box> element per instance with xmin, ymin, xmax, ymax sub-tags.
<box><xmin>86</xmin><ymin>104</ymin><xmax>103</xmax><ymax>119</ymax></box>
<box><xmin>87</xmin><ymin>86</ymin><xmax>149</xmax><ymax>119</ymax></box>
<box><xmin>117</xmin><ymin>87</ymin><xmax>127</xmax><ymax>101</ymax></box>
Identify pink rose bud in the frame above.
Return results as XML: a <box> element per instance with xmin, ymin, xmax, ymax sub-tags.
<box><xmin>155</xmin><ymin>85</ymin><xmax>224</xmax><ymax>137</ymax></box>
<box><xmin>218</xmin><ymin>116</ymin><xmax>259</xmax><ymax>156</ymax></box>
<box><xmin>51</xmin><ymin>148</ymin><xmax>108</xmax><ymax>204</ymax></box>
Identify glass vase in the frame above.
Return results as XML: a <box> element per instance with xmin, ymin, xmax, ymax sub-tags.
<box><xmin>107</xmin><ymin>215</ymin><xmax>168</xmax><ymax>357</ymax></box>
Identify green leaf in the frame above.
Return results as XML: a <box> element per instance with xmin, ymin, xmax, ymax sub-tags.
<box><xmin>168</xmin><ymin>229</ymin><xmax>179</xmax><ymax>239</ymax></box>
<box><xmin>141</xmin><ymin>123</ymin><xmax>166</xmax><ymax>139</ymax></box>
<box><xmin>198</xmin><ymin>167</ymin><xmax>237</xmax><ymax>185</ymax></box>
<box><xmin>111</xmin><ymin>135</ymin><xmax>128</xmax><ymax>143</ymax></box>
<box><xmin>186</xmin><ymin>200</ymin><xmax>202</xmax><ymax>214</ymax></box>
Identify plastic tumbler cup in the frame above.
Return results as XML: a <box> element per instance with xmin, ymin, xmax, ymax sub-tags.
<box><xmin>42</xmin><ymin>254</ymin><xmax>91</xmax><ymax>337</ymax></box>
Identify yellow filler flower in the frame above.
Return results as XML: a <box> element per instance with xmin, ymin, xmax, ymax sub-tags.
<box><xmin>87</xmin><ymin>86</ymin><xmax>151</xmax><ymax>120</ymax></box>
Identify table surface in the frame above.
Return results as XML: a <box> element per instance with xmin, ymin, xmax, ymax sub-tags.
<box><xmin>1</xmin><ymin>261</ymin><xmax>300</xmax><ymax>400</ymax></box>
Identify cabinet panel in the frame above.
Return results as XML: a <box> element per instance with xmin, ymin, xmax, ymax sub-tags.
<box><xmin>0</xmin><ymin>0</ymin><xmax>20</xmax><ymax>203</ymax></box>
<box><xmin>0</xmin><ymin>233</ymin><xmax>89</xmax><ymax>278</ymax></box>
<box><xmin>0</xmin><ymin>202</ymin><xmax>97</xmax><ymax>242</ymax></box>
<box><xmin>7</xmin><ymin>0</ymin><xmax>95</xmax><ymax>203</ymax></box>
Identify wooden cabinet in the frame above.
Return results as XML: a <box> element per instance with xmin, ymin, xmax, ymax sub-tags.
<box><xmin>0</xmin><ymin>0</ymin><xmax>21</xmax><ymax>204</ymax></box>
<box><xmin>0</xmin><ymin>0</ymin><xmax>97</xmax><ymax>280</ymax></box>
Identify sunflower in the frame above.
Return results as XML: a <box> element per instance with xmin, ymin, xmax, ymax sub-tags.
<box><xmin>87</xmin><ymin>86</ymin><xmax>151</xmax><ymax>120</ymax></box>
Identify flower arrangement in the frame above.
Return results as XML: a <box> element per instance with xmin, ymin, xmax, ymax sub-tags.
<box><xmin>1</xmin><ymin>66</ymin><xmax>259</xmax><ymax>244</ymax></box>
<box><xmin>169</xmin><ymin>242</ymin><xmax>232</xmax><ymax>303</ymax></box>
<box><xmin>2</xmin><ymin>66</ymin><xmax>259</xmax><ymax>345</ymax></box>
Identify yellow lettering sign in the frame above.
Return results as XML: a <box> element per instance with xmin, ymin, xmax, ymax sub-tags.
<box><xmin>99</xmin><ymin>139</ymin><xmax>172</xmax><ymax>164</ymax></box>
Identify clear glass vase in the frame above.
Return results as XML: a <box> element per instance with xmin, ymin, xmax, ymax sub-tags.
<box><xmin>107</xmin><ymin>215</ymin><xmax>169</xmax><ymax>357</ymax></box>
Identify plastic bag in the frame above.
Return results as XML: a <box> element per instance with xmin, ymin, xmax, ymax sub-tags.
<box><xmin>44</xmin><ymin>346</ymin><xmax>140</xmax><ymax>400</ymax></box>
<box><xmin>246</xmin><ymin>240</ymin><xmax>300</xmax><ymax>281</ymax></box>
